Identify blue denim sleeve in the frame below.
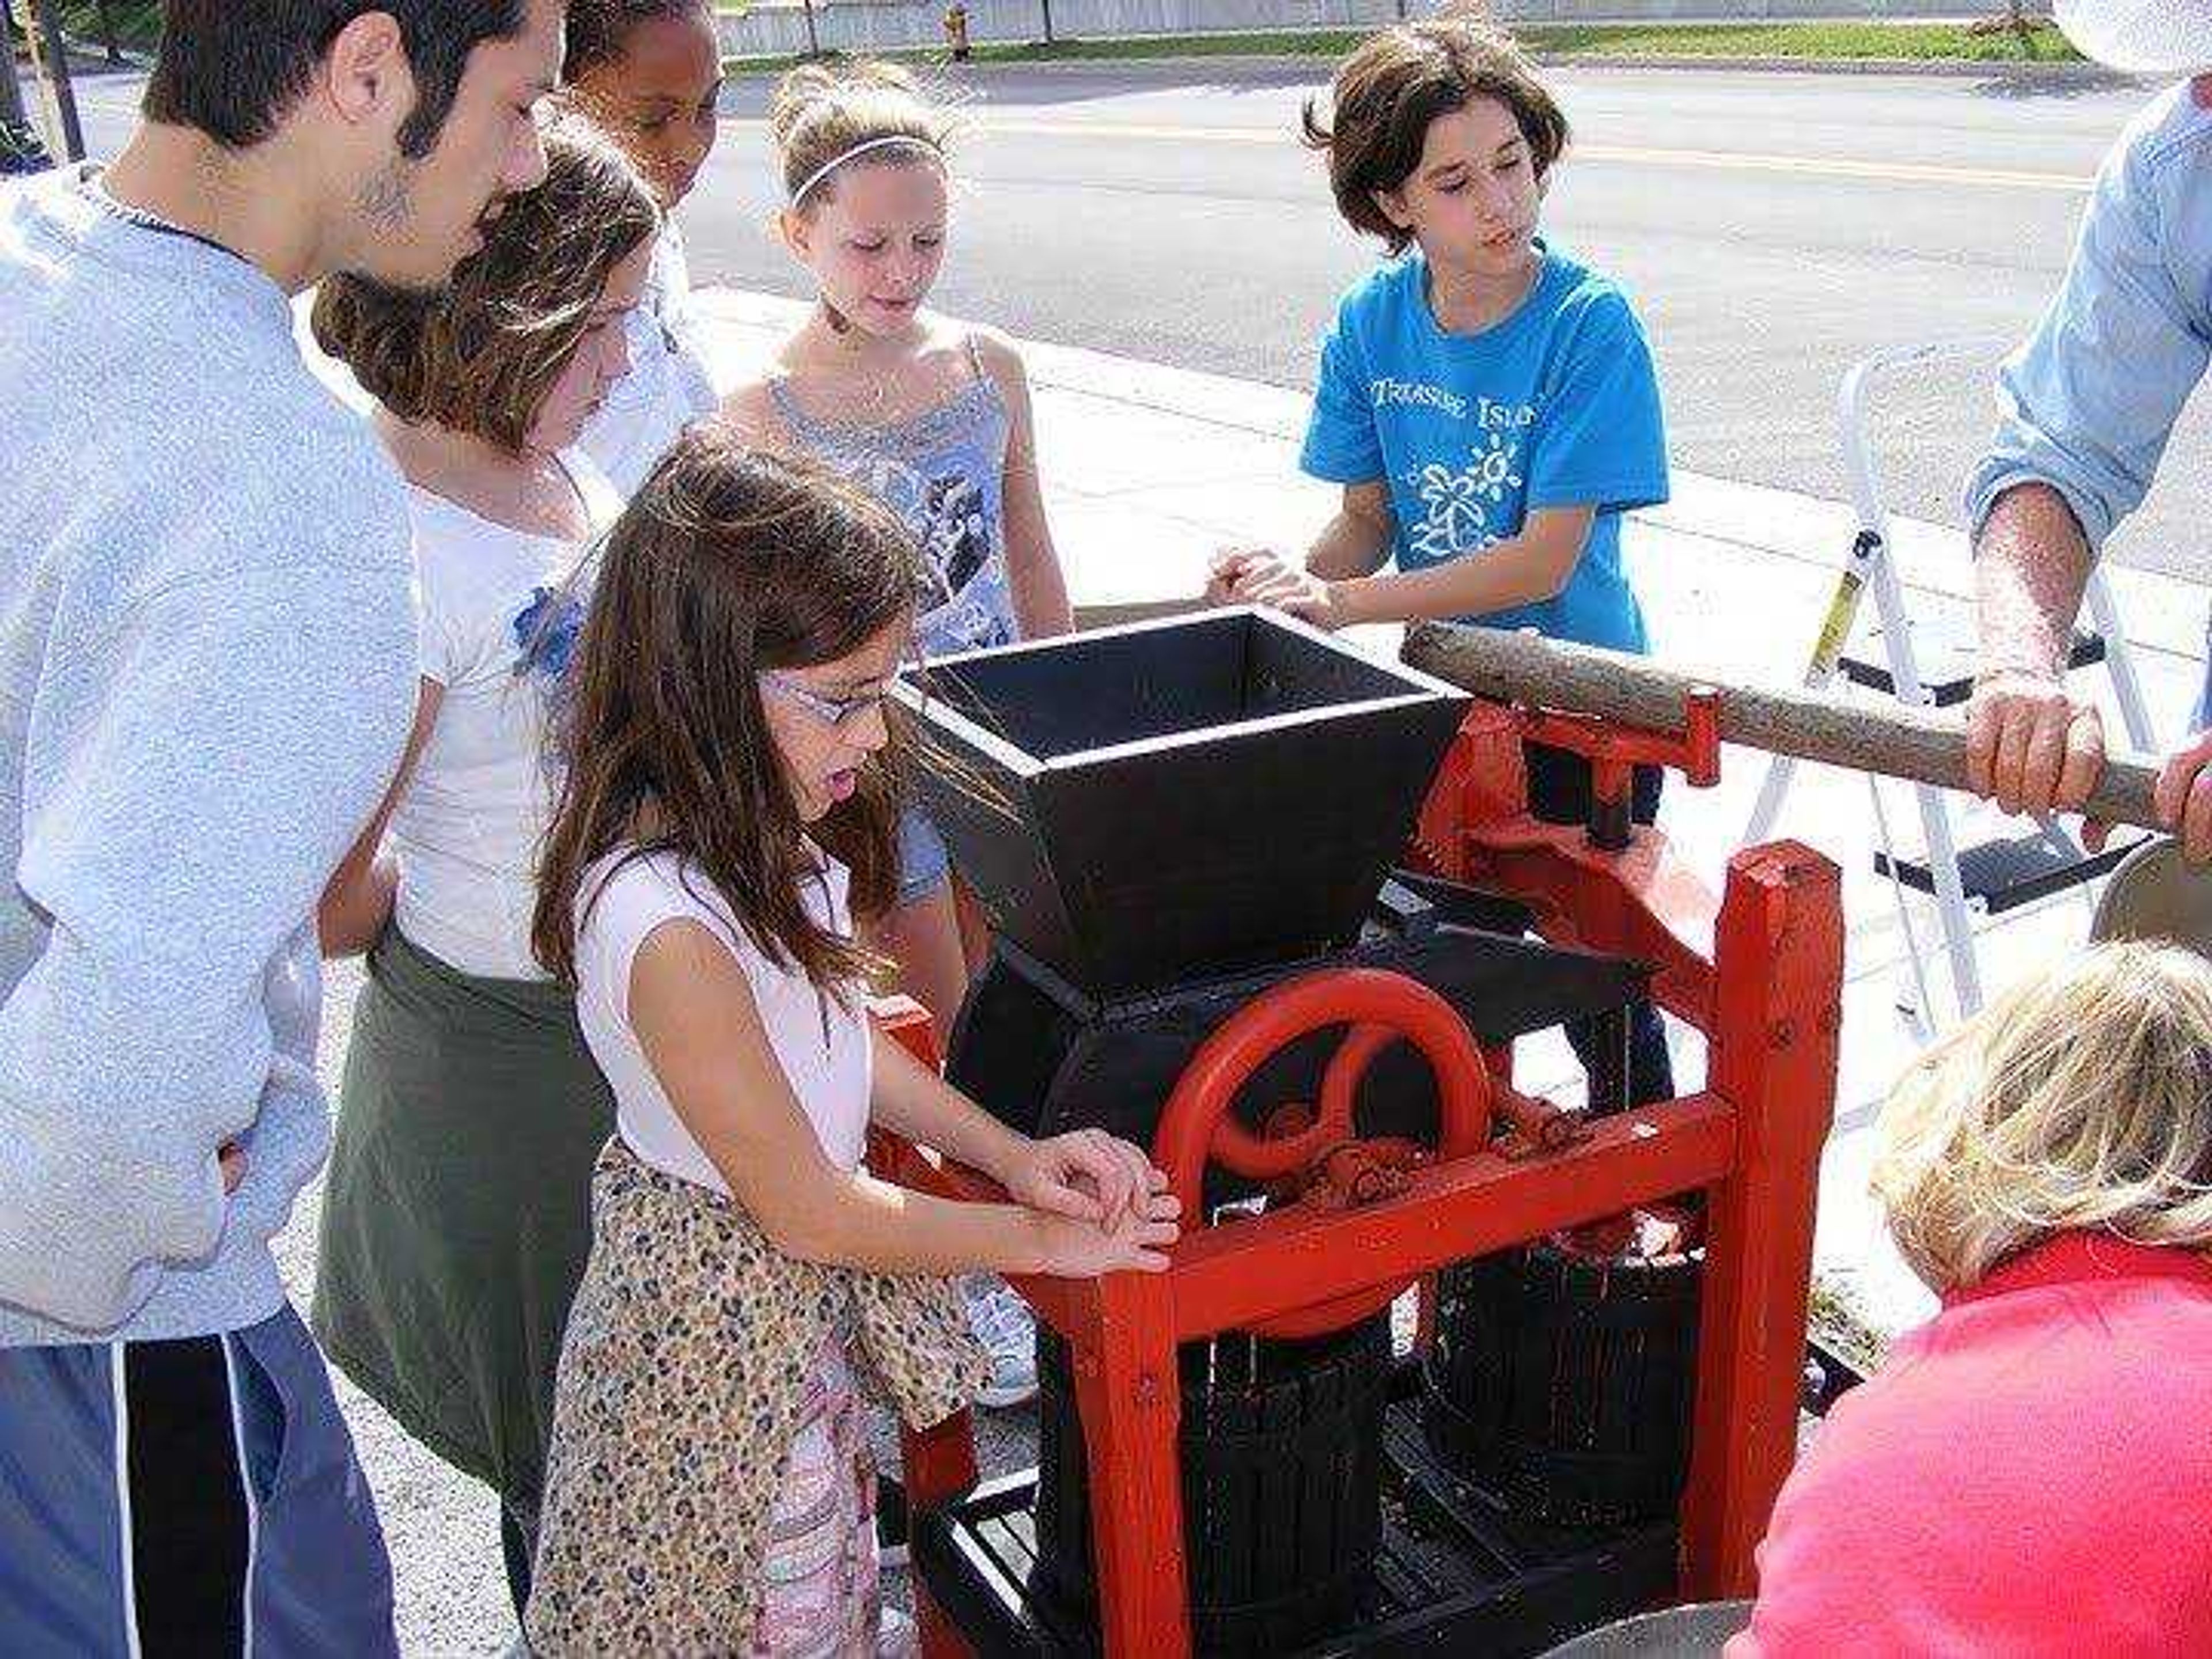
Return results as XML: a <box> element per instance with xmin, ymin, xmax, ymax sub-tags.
<box><xmin>1964</xmin><ymin>104</ymin><xmax>2212</xmax><ymax>548</ymax></box>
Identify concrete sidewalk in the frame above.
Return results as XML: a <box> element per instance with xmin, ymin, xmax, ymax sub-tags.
<box><xmin>700</xmin><ymin>286</ymin><xmax>2211</xmax><ymax>1336</ymax></box>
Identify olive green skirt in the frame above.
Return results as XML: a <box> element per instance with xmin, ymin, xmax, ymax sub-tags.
<box><xmin>313</xmin><ymin>927</ymin><xmax>614</xmax><ymax>1529</ymax></box>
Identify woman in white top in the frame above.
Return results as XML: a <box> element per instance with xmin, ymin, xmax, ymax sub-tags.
<box><xmin>565</xmin><ymin>0</ymin><xmax>724</xmax><ymax>493</ymax></box>
<box><xmin>306</xmin><ymin>120</ymin><xmax>660</xmax><ymax>1617</ymax></box>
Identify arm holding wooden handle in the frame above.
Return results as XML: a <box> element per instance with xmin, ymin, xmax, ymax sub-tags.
<box><xmin>1403</xmin><ymin>623</ymin><xmax>2164</xmax><ymax>835</ymax></box>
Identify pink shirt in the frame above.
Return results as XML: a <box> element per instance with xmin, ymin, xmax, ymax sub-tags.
<box><xmin>1731</xmin><ymin>1233</ymin><xmax>2212</xmax><ymax>1657</ymax></box>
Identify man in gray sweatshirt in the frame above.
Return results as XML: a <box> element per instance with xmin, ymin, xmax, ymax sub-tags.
<box><xmin>0</xmin><ymin>3</ymin><xmax>563</xmax><ymax>1651</ymax></box>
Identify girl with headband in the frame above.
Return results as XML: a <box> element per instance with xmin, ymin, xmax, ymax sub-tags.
<box><xmin>722</xmin><ymin>58</ymin><xmax>1076</xmax><ymax>1410</ymax></box>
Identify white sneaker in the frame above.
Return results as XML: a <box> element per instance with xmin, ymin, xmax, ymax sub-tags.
<box><xmin>963</xmin><ymin>1275</ymin><xmax>1039</xmax><ymax>1408</ymax></box>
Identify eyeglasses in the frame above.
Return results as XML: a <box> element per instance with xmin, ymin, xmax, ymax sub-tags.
<box><xmin>757</xmin><ymin>668</ymin><xmax>895</xmax><ymax>729</ymax></box>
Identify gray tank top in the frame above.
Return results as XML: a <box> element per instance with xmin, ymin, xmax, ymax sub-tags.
<box><xmin>768</xmin><ymin>338</ymin><xmax>1017</xmax><ymax>658</ymax></box>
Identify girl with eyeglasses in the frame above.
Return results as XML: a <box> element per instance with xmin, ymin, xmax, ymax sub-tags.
<box><xmin>522</xmin><ymin>430</ymin><xmax>1175</xmax><ymax>1656</ymax></box>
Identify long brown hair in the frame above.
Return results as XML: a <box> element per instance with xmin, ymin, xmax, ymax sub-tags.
<box><xmin>532</xmin><ymin>427</ymin><xmax>919</xmax><ymax>992</ymax></box>
<box><xmin>312</xmin><ymin>116</ymin><xmax>660</xmax><ymax>451</ymax></box>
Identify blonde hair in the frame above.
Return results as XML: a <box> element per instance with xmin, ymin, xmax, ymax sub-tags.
<box><xmin>1873</xmin><ymin>941</ymin><xmax>2212</xmax><ymax>1291</ymax></box>
<box><xmin>767</xmin><ymin>58</ymin><xmax>956</xmax><ymax>210</ymax></box>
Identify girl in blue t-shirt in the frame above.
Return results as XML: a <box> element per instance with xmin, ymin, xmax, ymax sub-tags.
<box><xmin>1213</xmin><ymin>16</ymin><xmax>1673</xmax><ymax>1103</ymax></box>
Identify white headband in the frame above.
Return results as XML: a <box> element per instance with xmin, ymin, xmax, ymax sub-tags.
<box><xmin>788</xmin><ymin>135</ymin><xmax>943</xmax><ymax>207</ymax></box>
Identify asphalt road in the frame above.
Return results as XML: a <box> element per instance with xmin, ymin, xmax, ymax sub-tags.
<box><xmin>58</xmin><ymin>56</ymin><xmax>2211</xmax><ymax>571</ymax></box>
<box><xmin>683</xmin><ymin>59</ymin><xmax>2211</xmax><ymax>580</ymax></box>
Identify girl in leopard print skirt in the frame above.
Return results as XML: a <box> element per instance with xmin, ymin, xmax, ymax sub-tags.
<box><xmin>523</xmin><ymin>431</ymin><xmax>1180</xmax><ymax>1656</ymax></box>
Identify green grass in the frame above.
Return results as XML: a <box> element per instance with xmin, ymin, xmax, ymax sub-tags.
<box><xmin>1522</xmin><ymin>20</ymin><xmax>2082</xmax><ymax>62</ymax></box>
<box><xmin>7</xmin><ymin>0</ymin><xmax>164</xmax><ymax>55</ymax></box>
<box><xmin>17</xmin><ymin>2</ymin><xmax>2081</xmax><ymax>72</ymax></box>
<box><xmin>721</xmin><ymin>19</ymin><xmax>2085</xmax><ymax>75</ymax></box>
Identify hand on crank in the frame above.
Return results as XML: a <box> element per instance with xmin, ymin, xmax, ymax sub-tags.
<box><xmin>1003</xmin><ymin>1127</ymin><xmax>1167</xmax><ymax>1229</ymax></box>
<box><xmin>1206</xmin><ymin>547</ymin><xmax>1353</xmax><ymax>631</ymax></box>
<box><xmin>1964</xmin><ymin>668</ymin><xmax>2104</xmax><ymax>820</ymax></box>
<box><xmin>2154</xmin><ymin>728</ymin><xmax>2212</xmax><ymax>863</ymax></box>
<box><xmin>1029</xmin><ymin>1187</ymin><xmax>1183</xmax><ymax>1278</ymax></box>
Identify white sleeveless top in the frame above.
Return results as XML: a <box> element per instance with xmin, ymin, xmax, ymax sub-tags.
<box><xmin>574</xmin><ymin>844</ymin><xmax>874</xmax><ymax>1194</ymax></box>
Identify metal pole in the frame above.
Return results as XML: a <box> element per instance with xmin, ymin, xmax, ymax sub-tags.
<box><xmin>26</xmin><ymin>0</ymin><xmax>84</xmax><ymax>161</ymax></box>
<box><xmin>1041</xmin><ymin>0</ymin><xmax>1055</xmax><ymax>43</ymax></box>
<box><xmin>800</xmin><ymin>0</ymin><xmax>820</xmax><ymax>55</ymax></box>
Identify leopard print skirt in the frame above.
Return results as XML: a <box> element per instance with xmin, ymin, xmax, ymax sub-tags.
<box><xmin>525</xmin><ymin>1140</ymin><xmax>979</xmax><ymax>1656</ymax></box>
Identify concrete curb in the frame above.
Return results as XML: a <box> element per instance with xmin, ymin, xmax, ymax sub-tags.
<box><xmin>723</xmin><ymin>46</ymin><xmax>2152</xmax><ymax>85</ymax></box>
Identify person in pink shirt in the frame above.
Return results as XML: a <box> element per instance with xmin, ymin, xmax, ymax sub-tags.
<box><xmin>1732</xmin><ymin>941</ymin><xmax>2212</xmax><ymax>1656</ymax></box>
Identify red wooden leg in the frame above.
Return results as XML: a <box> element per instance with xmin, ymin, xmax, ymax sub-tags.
<box><xmin>1070</xmin><ymin>1274</ymin><xmax>1187</xmax><ymax>1658</ymax></box>
<box><xmin>902</xmin><ymin>1408</ymin><xmax>978</xmax><ymax>1658</ymax></box>
<box><xmin>900</xmin><ymin>1408</ymin><xmax>978</xmax><ymax>1510</ymax></box>
<box><xmin>1679</xmin><ymin>843</ymin><xmax>1842</xmax><ymax>1600</ymax></box>
<box><xmin>915</xmin><ymin>1584</ymin><xmax>973</xmax><ymax>1658</ymax></box>
<box><xmin>873</xmin><ymin>997</ymin><xmax>943</xmax><ymax>1070</ymax></box>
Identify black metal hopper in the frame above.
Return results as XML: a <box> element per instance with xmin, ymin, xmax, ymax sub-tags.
<box><xmin>893</xmin><ymin>607</ymin><xmax>1470</xmax><ymax>997</ymax></box>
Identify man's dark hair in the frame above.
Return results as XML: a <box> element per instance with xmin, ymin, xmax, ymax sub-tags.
<box><xmin>144</xmin><ymin>1</ymin><xmax>531</xmax><ymax>158</ymax></box>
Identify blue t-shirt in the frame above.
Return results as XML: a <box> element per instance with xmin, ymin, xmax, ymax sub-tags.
<box><xmin>1300</xmin><ymin>244</ymin><xmax>1668</xmax><ymax>653</ymax></box>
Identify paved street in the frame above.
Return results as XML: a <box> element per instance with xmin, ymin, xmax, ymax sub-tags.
<box><xmin>61</xmin><ymin>57</ymin><xmax>2210</xmax><ymax>571</ymax></box>
<box><xmin>691</xmin><ymin>60</ymin><xmax>2212</xmax><ymax>579</ymax></box>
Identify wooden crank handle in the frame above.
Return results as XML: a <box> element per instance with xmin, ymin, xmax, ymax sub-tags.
<box><xmin>1406</xmin><ymin>623</ymin><xmax>2165</xmax><ymax>833</ymax></box>
<box><xmin>1150</xmin><ymin>968</ymin><xmax>1491</xmax><ymax>1223</ymax></box>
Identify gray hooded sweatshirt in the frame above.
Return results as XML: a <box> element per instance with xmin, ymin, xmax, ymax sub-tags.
<box><xmin>0</xmin><ymin>168</ymin><xmax>415</xmax><ymax>1345</ymax></box>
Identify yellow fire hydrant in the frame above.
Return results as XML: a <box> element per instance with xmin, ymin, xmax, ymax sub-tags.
<box><xmin>943</xmin><ymin>1</ymin><xmax>972</xmax><ymax>60</ymax></box>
